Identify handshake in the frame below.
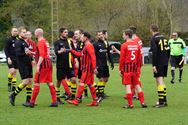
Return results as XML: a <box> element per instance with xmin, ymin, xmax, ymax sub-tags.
<box><xmin>58</xmin><ymin>47</ymin><xmax>71</xmax><ymax>54</ymax></box>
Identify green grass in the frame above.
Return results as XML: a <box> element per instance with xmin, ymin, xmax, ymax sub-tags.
<box><xmin>0</xmin><ymin>64</ymin><xmax>188</xmax><ymax>125</ymax></box>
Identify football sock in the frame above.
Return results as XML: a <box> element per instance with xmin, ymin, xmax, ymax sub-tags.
<box><xmin>12</xmin><ymin>77</ymin><xmax>17</xmax><ymax>91</ymax></box>
<box><xmin>76</xmin><ymin>86</ymin><xmax>84</xmax><ymax>99</ymax></box>
<box><xmin>138</xmin><ymin>92</ymin><xmax>145</xmax><ymax>104</ymax></box>
<box><xmin>94</xmin><ymin>82</ymin><xmax>98</xmax><ymax>94</ymax></box>
<box><xmin>49</xmin><ymin>85</ymin><xmax>57</xmax><ymax>103</ymax></box>
<box><xmin>97</xmin><ymin>81</ymin><xmax>105</xmax><ymax>95</ymax></box>
<box><xmin>171</xmin><ymin>70</ymin><xmax>175</xmax><ymax>80</ymax></box>
<box><xmin>126</xmin><ymin>93</ymin><xmax>133</xmax><ymax>106</ymax></box>
<box><xmin>157</xmin><ymin>84</ymin><xmax>165</xmax><ymax>104</ymax></box>
<box><xmin>84</xmin><ymin>84</ymin><xmax>88</xmax><ymax>97</ymax></box>
<box><xmin>14</xmin><ymin>83</ymin><xmax>25</xmax><ymax>96</ymax></box>
<box><xmin>55</xmin><ymin>87</ymin><xmax>60</xmax><ymax>99</ymax></box>
<box><xmin>61</xmin><ymin>80</ymin><xmax>71</xmax><ymax>95</ymax></box>
<box><xmin>26</xmin><ymin>84</ymin><xmax>32</xmax><ymax>102</ymax></box>
<box><xmin>8</xmin><ymin>73</ymin><xmax>13</xmax><ymax>89</ymax></box>
<box><xmin>67</xmin><ymin>80</ymin><xmax>71</xmax><ymax>89</ymax></box>
<box><xmin>70</xmin><ymin>82</ymin><xmax>77</xmax><ymax>98</ymax></box>
<box><xmin>179</xmin><ymin>69</ymin><xmax>183</xmax><ymax>80</ymax></box>
<box><xmin>30</xmin><ymin>85</ymin><xmax>40</xmax><ymax>104</ymax></box>
<box><xmin>89</xmin><ymin>86</ymin><xmax>97</xmax><ymax>100</ymax></box>
<box><xmin>163</xmin><ymin>86</ymin><xmax>167</xmax><ymax>104</ymax></box>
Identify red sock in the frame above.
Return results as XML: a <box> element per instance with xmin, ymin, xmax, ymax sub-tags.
<box><xmin>30</xmin><ymin>85</ymin><xmax>40</xmax><ymax>104</ymax></box>
<box><xmin>61</xmin><ymin>80</ymin><xmax>71</xmax><ymax>95</ymax></box>
<box><xmin>76</xmin><ymin>86</ymin><xmax>84</xmax><ymax>99</ymax></box>
<box><xmin>89</xmin><ymin>86</ymin><xmax>97</xmax><ymax>100</ymax></box>
<box><xmin>138</xmin><ymin>92</ymin><xmax>145</xmax><ymax>104</ymax></box>
<box><xmin>49</xmin><ymin>85</ymin><xmax>57</xmax><ymax>103</ymax></box>
<box><xmin>126</xmin><ymin>93</ymin><xmax>133</xmax><ymax>106</ymax></box>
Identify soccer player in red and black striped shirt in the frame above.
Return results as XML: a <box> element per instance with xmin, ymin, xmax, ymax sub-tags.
<box><xmin>119</xmin><ymin>29</ymin><xmax>147</xmax><ymax>109</ymax></box>
<box><xmin>29</xmin><ymin>28</ymin><xmax>57</xmax><ymax>107</ymax></box>
<box><xmin>67</xmin><ymin>32</ymin><xmax>98</xmax><ymax>106</ymax></box>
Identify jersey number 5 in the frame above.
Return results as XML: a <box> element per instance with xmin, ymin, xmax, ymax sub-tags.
<box><xmin>131</xmin><ymin>51</ymin><xmax>136</xmax><ymax>60</ymax></box>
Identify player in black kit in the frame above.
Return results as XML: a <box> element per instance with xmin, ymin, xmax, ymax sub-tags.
<box><xmin>94</xmin><ymin>30</ymin><xmax>114</xmax><ymax>102</ymax></box>
<box><xmin>4</xmin><ymin>27</ymin><xmax>19</xmax><ymax>92</ymax></box>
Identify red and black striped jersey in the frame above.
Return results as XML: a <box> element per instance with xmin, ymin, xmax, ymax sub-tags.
<box><xmin>70</xmin><ymin>41</ymin><xmax>96</xmax><ymax>73</ymax></box>
<box><xmin>119</xmin><ymin>39</ymin><xmax>141</xmax><ymax>73</ymax></box>
<box><xmin>36</xmin><ymin>38</ymin><xmax>52</xmax><ymax>69</ymax></box>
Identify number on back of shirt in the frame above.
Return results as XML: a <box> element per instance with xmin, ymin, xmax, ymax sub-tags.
<box><xmin>131</xmin><ymin>51</ymin><xmax>136</xmax><ymax>60</ymax></box>
<box><xmin>158</xmin><ymin>39</ymin><xmax>168</xmax><ymax>51</ymax></box>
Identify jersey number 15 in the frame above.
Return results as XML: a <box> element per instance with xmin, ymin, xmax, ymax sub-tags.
<box><xmin>158</xmin><ymin>39</ymin><xmax>168</xmax><ymax>51</ymax></box>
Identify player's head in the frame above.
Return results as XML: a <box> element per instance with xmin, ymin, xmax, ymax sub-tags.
<box><xmin>172</xmin><ymin>32</ymin><xmax>178</xmax><ymax>40</ymax></box>
<box><xmin>59</xmin><ymin>27</ymin><xmax>68</xmax><ymax>39</ymax></box>
<box><xmin>11</xmin><ymin>27</ymin><xmax>18</xmax><ymax>37</ymax></box>
<box><xmin>68</xmin><ymin>31</ymin><xmax>74</xmax><ymax>39</ymax></box>
<box><xmin>96</xmin><ymin>30</ymin><xmax>104</xmax><ymax>40</ymax></box>
<box><xmin>102</xmin><ymin>30</ymin><xmax>108</xmax><ymax>40</ymax></box>
<box><xmin>74</xmin><ymin>29</ymin><xmax>82</xmax><ymax>40</ymax></box>
<box><xmin>129</xmin><ymin>26</ymin><xmax>136</xmax><ymax>34</ymax></box>
<box><xmin>34</xmin><ymin>28</ymin><xmax>44</xmax><ymax>38</ymax></box>
<box><xmin>122</xmin><ymin>29</ymin><xmax>133</xmax><ymax>40</ymax></box>
<box><xmin>150</xmin><ymin>24</ymin><xmax>159</xmax><ymax>34</ymax></box>
<box><xmin>26</xmin><ymin>31</ymin><xmax>32</xmax><ymax>39</ymax></box>
<box><xmin>18</xmin><ymin>26</ymin><xmax>27</xmax><ymax>39</ymax></box>
<box><xmin>81</xmin><ymin>32</ymin><xmax>91</xmax><ymax>42</ymax></box>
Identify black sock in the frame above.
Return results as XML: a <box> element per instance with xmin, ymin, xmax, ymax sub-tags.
<box><xmin>171</xmin><ymin>70</ymin><xmax>175</xmax><ymax>80</ymax></box>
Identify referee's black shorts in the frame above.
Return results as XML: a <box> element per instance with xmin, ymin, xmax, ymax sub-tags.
<box><xmin>56</xmin><ymin>67</ymin><xmax>75</xmax><ymax>81</ymax></box>
<box><xmin>154</xmin><ymin>65</ymin><xmax>168</xmax><ymax>78</ymax></box>
<box><xmin>18</xmin><ymin>64</ymin><xmax>33</xmax><ymax>80</ymax></box>
<box><xmin>7</xmin><ymin>58</ymin><xmax>18</xmax><ymax>69</ymax></box>
<box><xmin>170</xmin><ymin>55</ymin><xmax>184</xmax><ymax>68</ymax></box>
<box><xmin>96</xmin><ymin>66</ymin><xmax>110</xmax><ymax>78</ymax></box>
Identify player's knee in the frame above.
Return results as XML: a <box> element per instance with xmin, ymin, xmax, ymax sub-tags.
<box><xmin>171</xmin><ymin>67</ymin><xmax>175</xmax><ymax>70</ymax></box>
<box><xmin>79</xmin><ymin>83</ymin><xmax>84</xmax><ymax>86</ymax></box>
<box><xmin>9</xmin><ymin>68</ymin><xmax>15</xmax><ymax>74</ymax></box>
<box><xmin>70</xmin><ymin>77</ymin><xmax>76</xmax><ymax>83</ymax></box>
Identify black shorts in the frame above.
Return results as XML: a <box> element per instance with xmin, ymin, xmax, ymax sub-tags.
<box><xmin>56</xmin><ymin>67</ymin><xmax>75</xmax><ymax>81</ymax></box>
<box><xmin>154</xmin><ymin>65</ymin><xmax>168</xmax><ymax>78</ymax></box>
<box><xmin>18</xmin><ymin>64</ymin><xmax>33</xmax><ymax>80</ymax></box>
<box><xmin>7</xmin><ymin>58</ymin><xmax>18</xmax><ymax>69</ymax></box>
<box><xmin>170</xmin><ymin>55</ymin><xmax>184</xmax><ymax>68</ymax></box>
<box><xmin>96</xmin><ymin>66</ymin><xmax>110</xmax><ymax>78</ymax></box>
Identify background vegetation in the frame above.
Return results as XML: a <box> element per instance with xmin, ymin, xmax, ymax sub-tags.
<box><xmin>0</xmin><ymin>0</ymin><xmax>188</xmax><ymax>49</ymax></box>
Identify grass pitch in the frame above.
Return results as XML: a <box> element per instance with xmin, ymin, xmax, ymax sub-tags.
<box><xmin>0</xmin><ymin>64</ymin><xmax>188</xmax><ymax>125</ymax></box>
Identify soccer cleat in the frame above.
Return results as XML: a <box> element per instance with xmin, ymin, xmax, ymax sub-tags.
<box><xmin>9</xmin><ymin>94</ymin><xmax>15</xmax><ymax>106</ymax></box>
<box><xmin>103</xmin><ymin>93</ymin><xmax>110</xmax><ymax>98</ymax></box>
<box><xmin>67</xmin><ymin>99</ymin><xmax>79</xmax><ymax>105</ymax></box>
<box><xmin>97</xmin><ymin>94</ymin><xmax>105</xmax><ymax>103</ymax></box>
<box><xmin>57</xmin><ymin>98</ymin><xmax>64</xmax><ymax>105</ymax></box>
<box><xmin>60</xmin><ymin>92</ymin><xmax>68</xmax><ymax>98</ymax></box>
<box><xmin>170</xmin><ymin>79</ymin><xmax>175</xmax><ymax>84</ymax></box>
<box><xmin>123</xmin><ymin>105</ymin><xmax>134</xmax><ymax>109</ymax></box>
<box><xmin>97</xmin><ymin>96</ymin><xmax>103</xmax><ymax>103</ymax></box>
<box><xmin>48</xmin><ymin>102</ymin><xmax>58</xmax><ymax>107</ymax></box>
<box><xmin>141</xmin><ymin>103</ymin><xmax>148</xmax><ymax>108</ymax></box>
<box><xmin>64</xmin><ymin>94</ymin><xmax>73</xmax><ymax>100</ymax></box>
<box><xmin>153</xmin><ymin>102</ymin><xmax>167</xmax><ymax>108</ymax></box>
<box><xmin>86</xmin><ymin>100</ymin><xmax>98</xmax><ymax>106</ymax></box>
<box><xmin>29</xmin><ymin>103</ymin><xmax>35</xmax><ymax>108</ymax></box>
<box><xmin>22</xmin><ymin>101</ymin><xmax>31</xmax><ymax>107</ymax></box>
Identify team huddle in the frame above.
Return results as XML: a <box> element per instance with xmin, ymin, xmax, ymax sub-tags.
<box><xmin>4</xmin><ymin>24</ymin><xmax>186</xmax><ymax>109</ymax></box>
